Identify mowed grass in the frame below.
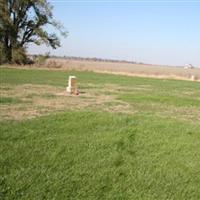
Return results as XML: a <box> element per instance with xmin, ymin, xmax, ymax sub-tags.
<box><xmin>0</xmin><ymin>67</ymin><xmax>200</xmax><ymax>199</ymax></box>
<box><xmin>0</xmin><ymin>97</ymin><xmax>23</xmax><ymax>104</ymax></box>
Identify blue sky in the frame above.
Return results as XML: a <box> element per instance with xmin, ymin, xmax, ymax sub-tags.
<box><xmin>29</xmin><ymin>1</ymin><xmax>200</xmax><ymax>66</ymax></box>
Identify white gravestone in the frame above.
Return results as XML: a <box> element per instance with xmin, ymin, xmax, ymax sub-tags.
<box><xmin>66</xmin><ymin>76</ymin><xmax>78</xmax><ymax>94</ymax></box>
<box><xmin>191</xmin><ymin>75</ymin><xmax>196</xmax><ymax>81</ymax></box>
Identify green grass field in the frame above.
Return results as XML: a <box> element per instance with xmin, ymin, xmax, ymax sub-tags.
<box><xmin>0</xmin><ymin>67</ymin><xmax>200</xmax><ymax>199</ymax></box>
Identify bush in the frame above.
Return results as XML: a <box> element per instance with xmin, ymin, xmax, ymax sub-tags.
<box><xmin>45</xmin><ymin>59</ymin><xmax>62</xmax><ymax>68</ymax></box>
<box><xmin>0</xmin><ymin>43</ymin><xmax>7</xmax><ymax>65</ymax></box>
<box><xmin>0</xmin><ymin>45</ymin><xmax>32</xmax><ymax>65</ymax></box>
<box><xmin>11</xmin><ymin>47</ymin><xmax>28</xmax><ymax>64</ymax></box>
<box><xmin>34</xmin><ymin>52</ymin><xmax>50</xmax><ymax>66</ymax></box>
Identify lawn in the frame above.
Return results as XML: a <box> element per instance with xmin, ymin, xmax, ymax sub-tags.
<box><xmin>0</xmin><ymin>67</ymin><xmax>200</xmax><ymax>199</ymax></box>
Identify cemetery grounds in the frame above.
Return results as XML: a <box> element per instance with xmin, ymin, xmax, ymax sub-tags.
<box><xmin>0</xmin><ymin>67</ymin><xmax>200</xmax><ymax>199</ymax></box>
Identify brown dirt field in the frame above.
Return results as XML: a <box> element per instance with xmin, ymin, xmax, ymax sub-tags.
<box><xmin>45</xmin><ymin>58</ymin><xmax>200</xmax><ymax>81</ymax></box>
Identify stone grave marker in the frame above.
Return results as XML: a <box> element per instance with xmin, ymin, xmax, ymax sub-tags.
<box><xmin>191</xmin><ymin>75</ymin><xmax>196</xmax><ymax>81</ymax></box>
<box><xmin>66</xmin><ymin>76</ymin><xmax>78</xmax><ymax>94</ymax></box>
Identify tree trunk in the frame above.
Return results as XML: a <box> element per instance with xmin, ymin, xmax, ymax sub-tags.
<box><xmin>4</xmin><ymin>33</ymin><xmax>12</xmax><ymax>63</ymax></box>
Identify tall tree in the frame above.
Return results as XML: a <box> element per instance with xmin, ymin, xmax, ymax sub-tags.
<box><xmin>0</xmin><ymin>0</ymin><xmax>67</xmax><ymax>63</ymax></box>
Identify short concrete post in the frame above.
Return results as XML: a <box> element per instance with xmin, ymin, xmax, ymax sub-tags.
<box><xmin>66</xmin><ymin>76</ymin><xmax>78</xmax><ymax>94</ymax></box>
<box><xmin>191</xmin><ymin>75</ymin><xmax>196</xmax><ymax>81</ymax></box>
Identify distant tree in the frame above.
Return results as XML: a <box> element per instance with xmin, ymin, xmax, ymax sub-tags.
<box><xmin>0</xmin><ymin>0</ymin><xmax>67</xmax><ymax>64</ymax></box>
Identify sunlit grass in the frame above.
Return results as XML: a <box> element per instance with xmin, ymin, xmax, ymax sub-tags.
<box><xmin>0</xmin><ymin>67</ymin><xmax>200</xmax><ymax>199</ymax></box>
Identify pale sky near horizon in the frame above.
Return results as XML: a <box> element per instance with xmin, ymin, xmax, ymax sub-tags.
<box><xmin>28</xmin><ymin>0</ymin><xmax>200</xmax><ymax>66</ymax></box>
